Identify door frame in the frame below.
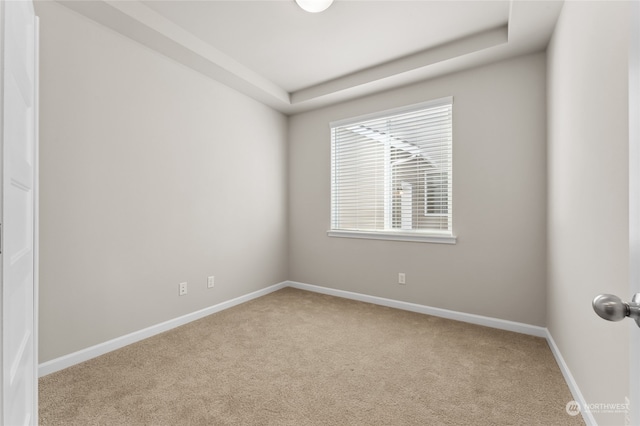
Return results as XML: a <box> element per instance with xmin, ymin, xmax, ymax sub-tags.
<box><xmin>629</xmin><ymin>1</ymin><xmax>640</xmax><ymax>424</ymax></box>
<box><xmin>33</xmin><ymin>11</ymin><xmax>40</xmax><ymax>426</ymax></box>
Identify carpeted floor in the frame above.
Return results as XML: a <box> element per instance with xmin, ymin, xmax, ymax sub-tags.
<box><xmin>39</xmin><ymin>287</ymin><xmax>584</xmax><ymax>425</ymax></box>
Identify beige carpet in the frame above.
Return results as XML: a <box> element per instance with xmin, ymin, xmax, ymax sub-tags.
<box><xmin>39</xmin><ymin>287</ymin><xmax>583</xmax><ymax>425</ymax></box>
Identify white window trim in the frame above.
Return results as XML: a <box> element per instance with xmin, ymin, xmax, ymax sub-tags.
<box><xmin>329</xmin><ymin>97</ymin><xmax>455</xmax><ymax>244</ymax></box>
<box><xmin>327</xmin><ymin>229</ymin><xmax>457</xmax><ymax>244</ymax></box>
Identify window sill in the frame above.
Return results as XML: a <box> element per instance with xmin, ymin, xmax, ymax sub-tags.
<box><xmin>327</xmin><ymin>230</ymin><xmax>457</xmax><ymax>244</ymax></box>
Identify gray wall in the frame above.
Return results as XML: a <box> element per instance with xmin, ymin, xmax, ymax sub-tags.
<box><xmin>289</xmin><ymin>53</ymin><xmax>548</xmax><ymax>326</ymax></box>
<box><xmin>547</xmin><ymin>2</ymin><xmax>631</xmax><ymax>424</ymax></box>
<box><xmin>38</xmin><ymin>12</ymin><xmax>634</xmax><ymax>425</ymax></box>
<box><xmin>37</xmin><ymin>2</ymin><xmax>289</xmax><ymax>363</ymax></box>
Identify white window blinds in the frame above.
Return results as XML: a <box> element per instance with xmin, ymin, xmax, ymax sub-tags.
<box><xmin>330</xmin><ymin>97</ymin><xmax>453</xmax><ymax>240</ymax></box>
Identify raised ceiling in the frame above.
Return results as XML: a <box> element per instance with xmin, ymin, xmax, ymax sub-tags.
<box><xmin>141</xmin><ymin>0</ymin><xmax>510</xmax><ymax>92</ymax></box>
<box><xmin>56</xmin><ymin>0</ymin><xmax>563</xmax><ymax>114</ymax></box>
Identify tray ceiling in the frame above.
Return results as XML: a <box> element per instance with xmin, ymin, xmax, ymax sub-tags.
<box><xmin>54</xmin><ymin>0</ymin><xmax>564</xmax><ymax>114</ymax></box>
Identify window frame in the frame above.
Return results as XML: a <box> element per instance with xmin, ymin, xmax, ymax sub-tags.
<box><xmin>327</xmin><ymin>97</ymin><xmax>456</xmax><ymax>244</ymax></box>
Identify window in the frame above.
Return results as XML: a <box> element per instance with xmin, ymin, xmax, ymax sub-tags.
<box><xmin>328</xmin><ymin>97</ymin><xmax>455</xmax><ymax>244</ymax></box>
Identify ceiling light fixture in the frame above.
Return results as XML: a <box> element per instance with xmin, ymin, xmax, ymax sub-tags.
<box><xmin>295</xmin><ymin>0</ymin><xmax>334</xmax><ymax>13</ymax></box>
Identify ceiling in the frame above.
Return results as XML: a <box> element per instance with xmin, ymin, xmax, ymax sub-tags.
<box><xmin>56</xmin><ymin>0</ymin><xmax>564</xmax><ymax>114</ymax></box>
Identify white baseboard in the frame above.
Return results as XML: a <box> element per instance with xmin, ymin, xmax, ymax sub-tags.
<box><xmin>289</xmin><ymin>281</ymin><xmax>595</xmax><ymax>424</ymax></box>
<box><xmin>39</xmin><ymin>279</ymin><xmax>594</xmax><ymax>426</ymax></box>
<box><xmin>41</xmin><ymin>280</ymin><xmax>546</xmax><ymax>377</ymax></box>
<box><xmin>545</xmin><ymin>331</ymin><xmax>597</xmax><ymax>426</ymax></box>
<box><xmin>41</xmin><ymin>278</ymin><xmax>587</xmax><ymax>426</ymax></box>
<box><xmin>38</xmin><ymin>281</ymin><xmax>288</xmax><ymax>377</ymax></box>
<box><xmin>286</xmin><ymin>281</ymin><xmax>547</xmax><ymax>337</ymax></box>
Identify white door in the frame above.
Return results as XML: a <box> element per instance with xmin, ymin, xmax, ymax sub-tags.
<box><xmin>2</xmin><ymin>0</ymin><xmax>39</xmax><ymax>425</ymax></box>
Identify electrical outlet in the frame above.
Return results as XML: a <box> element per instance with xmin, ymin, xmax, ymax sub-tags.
<box><xmin>179</xmin><ymin>282</ymin><xmax>188</xmax><ymax>296</ymax></box>
<box><xmin>207</xmin><ymin>276</ymin><xmax>215</xmax><ymax>289</ymax></box>
<box><xmin>398</xmin><ymin>273</ymin><xmax>406</xmax><ymax>285</ymax></box>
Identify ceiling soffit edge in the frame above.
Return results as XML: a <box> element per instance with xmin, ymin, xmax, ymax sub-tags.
<box><xmin>53</xmin><ymin>0</ymin><xmax>546</xmax><ymax>115</ymax></box>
